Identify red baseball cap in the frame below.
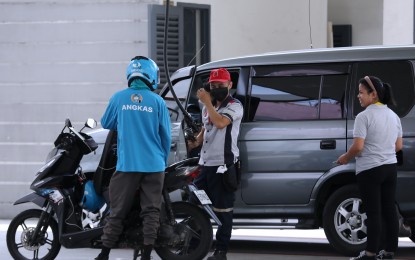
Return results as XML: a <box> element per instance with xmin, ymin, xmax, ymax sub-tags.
<box><xmin>208</xmin><ymin>68</ymin><xmax>231</xmax><ymax>83</ymax></box>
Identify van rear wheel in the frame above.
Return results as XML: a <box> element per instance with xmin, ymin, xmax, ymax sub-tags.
<box><xmin>323</xmin><ymin>185</ymin><xmax>366</xmax><ymax>256</ymax></box>
<box><xmin>410</xmin><ymin>226</ymin><xmax>415</xmax><ymax>243</ymax></box>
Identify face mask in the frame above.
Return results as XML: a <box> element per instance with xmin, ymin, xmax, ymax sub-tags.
<box><xmin>210</xmin><ymin>87</ymin><xmax>229</xmax><ymax>102</ymax></box>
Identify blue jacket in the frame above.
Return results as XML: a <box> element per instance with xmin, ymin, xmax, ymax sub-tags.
<box><xmin>101</xmin><ymin>79</ymin><xmax>171</xmax><ymax>172</ymax></box>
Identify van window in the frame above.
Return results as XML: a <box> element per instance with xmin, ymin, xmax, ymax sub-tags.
<box><xmin>164</xmin><ymin>78</ymin><xmax>192</xmax><ymax>102</ymax></box>
<box><xmin>251</xmin><ymin>76</ymin><xmax>320</xmax><ymax>120</ymax></box>
<box><xmin>321</xmin><ymin>75</ymin><xmax>348</xmax><ymax>119</ymax></box>
<box><xmin>249</xmin><ymin>64</ymin><xmax>349</xmax><ymax>121</ymax></box>
<box><xmin>186</xmin><ymin>70</ymin><xmax>240</xmax><ymax>110</ymax></box>
<box><xmin>353</xmin><ymin>61</ymin><xmax>415</xmax><ymax>117</ymax></box>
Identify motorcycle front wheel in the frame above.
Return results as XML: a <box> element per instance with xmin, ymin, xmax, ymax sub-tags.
<box><xmin>6</xmin><ymin>209</ymin><xmax>61</xmax><ymax>260</ymax></box>
<box><xmin>155</xmin><ymin>202</ymin><xmax>213</xmax><ymax>260</ymax></box>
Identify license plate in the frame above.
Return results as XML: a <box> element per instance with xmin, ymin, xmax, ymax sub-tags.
<box><xmin>193</xmin><ymin>190</ymin><xmax>212</xmax><ymax>205</ymax></box>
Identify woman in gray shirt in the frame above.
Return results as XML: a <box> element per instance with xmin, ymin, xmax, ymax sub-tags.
<box><xmin>336</xmin><ymin>76</ymin><xmax>403</xmax><ymax>260</ymax></box>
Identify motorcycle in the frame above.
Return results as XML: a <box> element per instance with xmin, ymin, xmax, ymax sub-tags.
<box><xmin>6</xmin><ymin>118</ymin><xmax>219</xmax><ymax>260</ymax></box>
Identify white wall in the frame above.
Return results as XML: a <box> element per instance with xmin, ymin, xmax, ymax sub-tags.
<box><xmin>328</xmin><ymin>0</ymin><xmax>383</xmax><ymax>46</ymax></box>
<box><xmin>0</xmin><ymin>0</ymin><xmax>159</xmax><ymax>218</ymax></box>
<box><xmin>383</xmin><ymin>0</ymin><xmax>414</xmax><ymax>45</ymax></box>
<box><xmin>328</xmin><ymin>0</ymin><xmax>414</xmax><ymax>46</ymax></box>
<box><xmin>176</xmin><ymin>0</ymin><xmax>328</xmax><ymax>61</ymax></box>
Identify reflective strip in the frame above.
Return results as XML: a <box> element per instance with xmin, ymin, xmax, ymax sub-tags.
<box><xmin>213</xmin><ymin>207</ymin><xmax>233</xmax><ymax>213</ymax></box>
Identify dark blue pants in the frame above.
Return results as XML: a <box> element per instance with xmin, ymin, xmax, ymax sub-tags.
<box><xmin>194</xmin><ymin>165</ymin><xmax>235</xmax><ymax>251</ymax></box>
<box><xmin>357</xmin><ymin>164</ymin><xmax>398</xmax><ymax>253</ymax></box>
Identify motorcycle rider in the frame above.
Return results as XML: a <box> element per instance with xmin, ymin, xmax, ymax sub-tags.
<box><xmin>95</xmin><ymin>56</ymin><xmax>171</xmax><ymax>260</ymax></box>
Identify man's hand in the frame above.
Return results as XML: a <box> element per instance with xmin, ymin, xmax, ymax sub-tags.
<box><xmin>197</xmin><ymin>88</ymin><xmax>211</xmax><ymax>105</ymax></box>
<box><xmin>186</xmin><ymin>127</ymin><xmax>205</xmax><ymax>151</ymax></box>
<box><xmin>187</xmin><ymin>139</ymin><xmax>200</xmax><ymax>151</ymax></box>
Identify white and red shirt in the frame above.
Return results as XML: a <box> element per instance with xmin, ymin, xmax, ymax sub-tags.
<box><xmin>199</xmin><ymin>96</ymin><xmax>243</xmax><ymax>166</ymax></box>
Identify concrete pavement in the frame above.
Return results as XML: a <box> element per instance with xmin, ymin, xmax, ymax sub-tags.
<box><xmin>1</xmin><ymin>219</ymin><xmax>414</xmax><ymax>259</ymax></box>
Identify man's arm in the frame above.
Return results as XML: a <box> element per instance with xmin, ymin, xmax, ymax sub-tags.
<box><xmin>204</xmin><ymin>102</ymin><xmax>231</xmax><ymax>129</ymax></box>
<box><xmin>159</xmin><ymin>103</ymin><xmax>172</xmax><ymax>167</ymax></box>
<box><xmin>101</xmin><ymin>96</ymin><xmax>117</xmax><ymax>130</ymax></box>
<box><xmin>197</xmin><ymin>88</ymin><xmax>231</xmax><ymax>129</ymax></box>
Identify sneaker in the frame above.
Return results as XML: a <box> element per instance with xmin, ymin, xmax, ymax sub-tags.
<box><xmin>377</xmin><ymin>250</ymin><xmax>394</xmax><ymax>259</ymax></box>
<box><xmin>207</xmin><ymin>249</ymin><xmax>227</xmax><ymax>260</ymax></box>
<box><xmin>95</xmin><ymin>246</ymin><xmax>111</xmax><ymax>260</ymax></box>
<box><xmin>350</xmin><ymin>251</ymin><xmax>376</xmax><ymax>260</ymax></box>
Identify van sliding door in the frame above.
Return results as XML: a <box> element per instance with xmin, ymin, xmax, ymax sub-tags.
<box><xmin>239</xmin><ymin>63</ymin><xmax>351</xmax><ymax>205</ymax></box>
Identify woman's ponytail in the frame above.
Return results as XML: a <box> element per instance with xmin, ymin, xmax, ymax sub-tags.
<box><xmin>382</xmin><ymin>83</ymin><xmax>396</xmax><ymax>106</ymax></box>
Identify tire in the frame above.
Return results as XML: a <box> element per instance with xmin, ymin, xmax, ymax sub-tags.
<box><xmin>323</xmin><ymin>185</ymin><xmax>366</xmax><ymax>256</ymax></box>
<box><xmin>6</xmin><ymin>209</ymin><xmax>61</xmax><ymax>260</ymax></box>
<box><xmin>155</xmin><ymin>202</ymin><xmax>213</xmax><ymax>260</ymax></box>
<box><xmin>410</xmin><ymin>226</ymin><xmax>415</xmax><ymax>243</ymax></box>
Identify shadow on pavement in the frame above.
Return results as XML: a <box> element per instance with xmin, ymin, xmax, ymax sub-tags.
<box><xmin>226</xmin><ymin>240</ymin><xmax>415</xmax><ymax>260</ymax></box>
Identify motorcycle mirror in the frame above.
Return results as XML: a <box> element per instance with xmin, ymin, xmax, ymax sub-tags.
<box><xmin>85</xmin><ymin>118</ymin><xmax>97</xmax><ymax>129</ymax></box>
<box><xmin>65</xmin><ymin>118</ymin><xmax>72</xmax><ymax>128</ymax></box>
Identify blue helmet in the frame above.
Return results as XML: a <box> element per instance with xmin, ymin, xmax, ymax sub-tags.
<box><xmin>80</xmin><ymin>180</ymin><xmax>105</xmax><ymax>212</ymax></box>
<box><xmin>126</xmin><ymin>56</ymin><xmax>160</xmax><ymax>90</ymax></box>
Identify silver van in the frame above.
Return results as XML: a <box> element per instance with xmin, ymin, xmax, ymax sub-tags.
<box><xmin>160</xmin><ymin>45</ymin><xmax>415</xmax><ymax>256</ymax></box>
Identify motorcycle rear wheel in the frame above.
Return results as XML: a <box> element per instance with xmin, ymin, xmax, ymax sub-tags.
<box><xmin>6</xmin><ymin>209</ymin><xmax>61</xmax><ymax>260</ymax></box>
<box><xmin>155</xmin><ymin>202</ymin><xmax>213</xmax><ymax>260</ymax></box>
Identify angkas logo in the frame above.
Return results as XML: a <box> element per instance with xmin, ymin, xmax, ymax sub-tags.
<box><xmin>123</xmin><ymin>94</ymin><xmax>153</xmax><ymax>112</ymax></box>
<box><xmin>131</xmin><ymin>94</ymin><xmax>143</xmax><ymax>103</ymax></box>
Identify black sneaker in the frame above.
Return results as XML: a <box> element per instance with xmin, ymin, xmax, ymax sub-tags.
<box><xmin>95</xmin><ymin>246</ymin><xmax>111</xmax><ymax>260</ymax></box>
<box><xmin>350</xmin><ymin>251</ymin><xmax>376</xmax><ymax>260</ymax></box>
<box><xmin>377</xmin><ymin>250</ymin><xmax>394</xmax><ymax>259</ymax></box>
<box><xmin>207</xmin><ymin>250</ymin><xmax>227</xmax><ymax>260</ymax></box>
<box><xmin>94</xmin><ymin>253</ymin><xmax>109</xmax><ymax>260</ymax></box>
<box><xmin>140</xmin><ymin>244</ymin><xmax>153</xmax><ymax>260</ymax></box>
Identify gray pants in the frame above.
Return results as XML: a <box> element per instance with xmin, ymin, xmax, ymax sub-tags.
<box><xmin>101</xmin><ymin>171</ymin><xmax>164</xmax><ymax>247</ymax></box>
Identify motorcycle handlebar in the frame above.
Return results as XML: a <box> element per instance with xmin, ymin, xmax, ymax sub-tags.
<box><xmin>55</xmin><ymin>119</ymin><xmax>98</xmax><ymax>154</ymax></box>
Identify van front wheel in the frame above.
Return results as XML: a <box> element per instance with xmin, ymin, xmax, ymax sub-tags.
<box><xmin>323</xmin><ymin>185</ymin><xmax>366</xmax><ymax>256</ymax></box>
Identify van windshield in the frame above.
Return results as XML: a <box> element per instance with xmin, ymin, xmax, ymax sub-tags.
<box><xmin>163</xmin><ymin>78</ymin><xmax>192</xmax><ymax>102</ymax></box>
<box><xmin>160</xmin><ymin>77</ymin><xmax>192</xmax><ymax>122</ymax></box>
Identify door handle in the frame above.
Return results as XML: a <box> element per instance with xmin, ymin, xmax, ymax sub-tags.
<box><xmin>320</xmin><ymin>140</ymin><xmax>336</xmax><ymax>150</ymax></box>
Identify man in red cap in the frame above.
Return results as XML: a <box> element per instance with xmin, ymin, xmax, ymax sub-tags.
<box><xmin>188</xmin><ymin>68</ymin><xmax>243</xmax><ymax>260</ymax></box>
